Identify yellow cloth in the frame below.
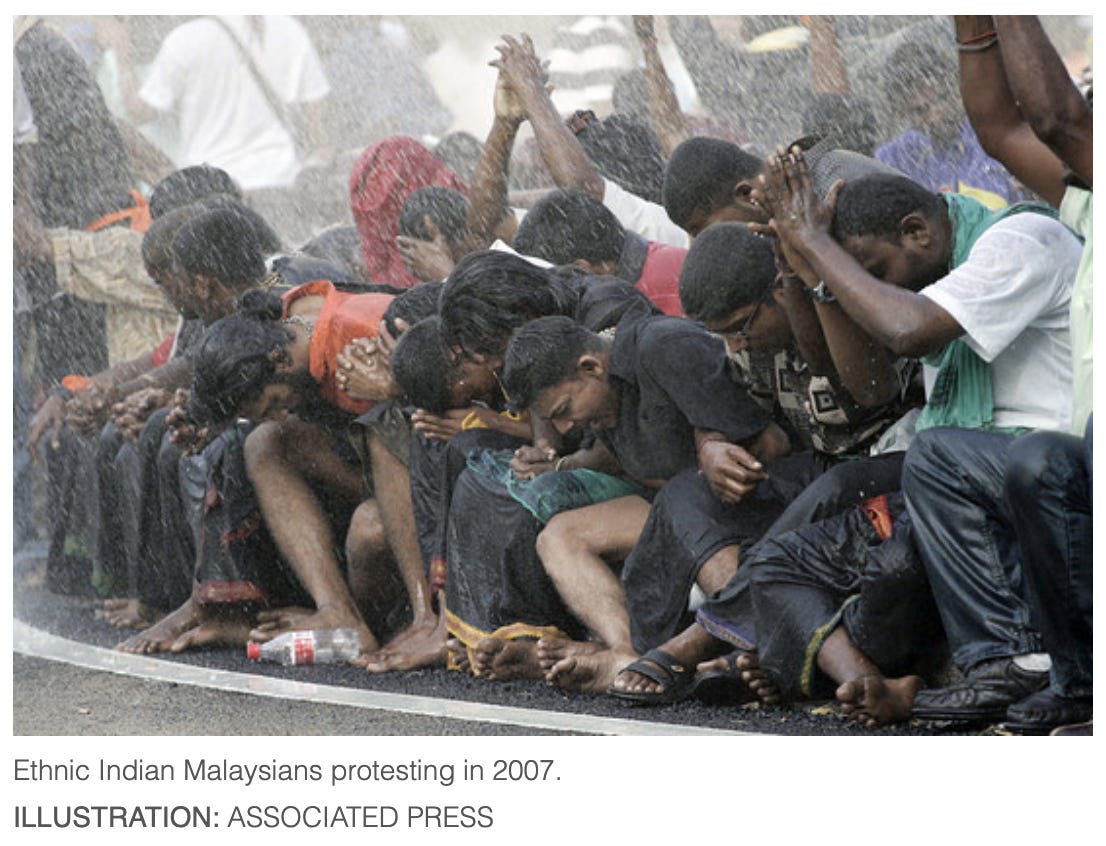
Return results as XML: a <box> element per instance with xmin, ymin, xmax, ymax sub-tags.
<box><xmin>50</xmin><ymin>227</ymin><xmax>178</xmax><ymax>365</ymax></box>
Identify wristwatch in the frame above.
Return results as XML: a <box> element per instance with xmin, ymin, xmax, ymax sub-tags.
<box><xmin>807</xmin><ymin>281</ymin><xmax>837</xmax><ymax>304</ymax></box>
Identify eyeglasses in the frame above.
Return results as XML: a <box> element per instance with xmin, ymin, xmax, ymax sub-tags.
<box><xmin>728</xmin><ymin>296</ymin><xmax>766</xmax><ymax>341</ymax></box>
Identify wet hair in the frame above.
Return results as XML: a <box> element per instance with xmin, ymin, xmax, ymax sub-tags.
<box><xmin>382</xmin><ymin>281</ymin><xmax>444</xmax><ymax>337</ymax></box>
<box><xmin>398</xmin><ymin>186</ymin><xmax>470</xmax><ymax>243</ymax></box>
<box><xmin>663</xmin><ymin>137</ymin><xmax>764</xmax><ymax>229</ymax></box>
<box><xmin>433</xmin><ymin>131</ymin><xmax>484</xmax><ymax>183</ymax></box>
<box><xmin>187</xmin><ymin>290</ymin><xmax>292</xmax><ymax>426</ymax></box>
<box><xmin>512</xmin><ymin>188</ymin><xmax>625</xmax><ymax>267</ymax></box>
<box><xmin>577</xmin><ymin>114</ymin><xmax>666</xmax><ymax>204</ymax></box>
<box><xmin>172</xmin><ymin>204</ymin><xmax>276</xmax><ymax>289</ymax></box>
<box><xmin>298</xmin><ymin>224</ymin><xmax>371</xmax><ymax>282</ymax></box>
<box><xmin>501</xmin><ymin>315</ymin><xmax>604</xmax><ymax>410</ymax></box>
<box><xmin>831</xmin><ymin>173</ymin><xmax>945</xmax><ymax>243</ymax></box>
<box><xmin>800</xmin><ymin>93</ymin><xmax>878</xmax><ymax>156</ymax></box>
<box><xmin>141</xmin><ymin>203</ymin><xmax>203</xmax><ymax>277</ymax></box>
<box><xmin>148</xmin><ymin>165</ymin><xmax>242</xmax><ymax>219</ymax></box>
<box><xmin>679</xmin><ymin>223</ymin><xmax>777</xmax><ymax>322</ymax></box>
<box><xmin>438</xmin><ymin>250</ymin><xmax>575</xmax><ymax>360</ymax></box>
<box><xmin>390</xmin><ymin>316</ymin><xmax>460</xmax><ymax>413</ymax></box>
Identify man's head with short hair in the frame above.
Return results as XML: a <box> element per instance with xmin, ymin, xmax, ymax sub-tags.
<box><xmin>679</xmin><ymin>222</ymin><xmax>777</xmax><ymax>322</ymax></box>
<box><xmin>438</xmin><ymin>250</ymin><xmax>574</xmax><ymax>365</ymax></box>
<box><xmin>382</xmin><ymin>280</ymin><xmax>444</xmax><ymax>338</ymax></box>
<box><xmin>663</xmin><ymin>137</ymin><xmax>768</xmax><ymax>236</ymax></box>
<box><xmin>512</xmin><ymin>188</ymin><xmax>625</xmax><ymax>272</ymax></box>
<box><xmin>399</xmin><ymin>186</ymin><xmax>471</xmax><ymax>248</ymax></box>
<box><xmin>679</xmin><ymin>222</ymin><xmax>792</xmax><ymax>355</ymax></box>
<box><xmin>171</xmin><ymin>202</ymin><xmax>278</xmax><ymax>323</ymax></box>
<box><xmin>142</xmin><ymin>203</ymin><xmax>206</xmax><ymax>318</ymax></box>
<box><xmin>148</xmin><ymin>165</ymin><xmax>241</xmax><ymax>219</ymax></box>
<box><xmin>502</xmin><ymin>315</ymin><xmax>616</xmax><ymax>434</ymax></box>
<box><xmin>390</xmin><ymin>316</ymin><xmax>462</xmax><ymax>414</ymax></box>
<box><xmin>832</xmin><ymin>173</ymin><xmax>951</xmax><ymax>292</ymax></box>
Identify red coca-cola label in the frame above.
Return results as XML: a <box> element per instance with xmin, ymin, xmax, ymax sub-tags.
<box><xmin>292</xmin><ymin>635</ymin><xmax>315</xmax><ymax>665</ymax></box>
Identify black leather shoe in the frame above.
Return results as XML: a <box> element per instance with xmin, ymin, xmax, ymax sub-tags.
<box><xmin>911</xmin><ymin>657</ymin><xmax>1049</xmax><ymax>722</ymax></box>
<box><xmin>1004</xmin><ymin>688</ymin><xmax>1093</xmax><ymax>734</ymax></box>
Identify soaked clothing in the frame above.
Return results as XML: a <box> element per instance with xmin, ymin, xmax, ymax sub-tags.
<box><xmin>282</xmin><ymin>279</ymin><xmax>395</xmax><ymax>415</ymax></box>
<box><xmin>600</xmin><ymin>314</ymin><xmax>773</xmax><ymax>482</ymax></box>
<box><xmin>440</xmin><ymin>290</ymin><xmax>662</xmax><ymax>659</ymax></box>
<box><xmin>733</xmin><ymin>345</ymin><xmax>921</xmax><ymax>458</ymax></box>
<box><xmin>615</xmin><ymin>231</ymin><xmax>686</xmax><ymax>317</ymax></box>
<box><xmin>737</xmin><ymin>493</ymin><xmax>944</xmax><ymax>701</ymax></box>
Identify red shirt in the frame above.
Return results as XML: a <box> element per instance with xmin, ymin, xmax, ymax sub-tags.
<box><xmin>634</xmin><ymin>241</ymin><xmax>687</xmax><ymax>317</ymax></box>
<box><xmin>282</xmin><ymin>280</ymin><xmax>395</xmax><ymax>415</ymax></box>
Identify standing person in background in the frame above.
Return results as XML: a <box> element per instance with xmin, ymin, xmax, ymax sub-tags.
<box><xmin>875</xmin><ymin>40</ymin><xmax>1029</xmax><ymax>208</ymax></box>
<box><xmin>119</xmin><ymin>15</ymin><xmax>331</xmax><ymax>240</ymax></box>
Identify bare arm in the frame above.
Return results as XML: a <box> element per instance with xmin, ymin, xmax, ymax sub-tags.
<box><xmin>754</xmin><ymin>149</ymin><xmax>963</xmax><ymax>360</ymax></box>
<box><xmin>954</xmin><ymin>15</ymin><xmax>1068</xmax><ymax>208</ymax></box>
<box><xmin>993</xmin><ymin>15</ymin><xmax>1092</xmax><ymax>188</ymax></box>
<box><xmin>495</xmin><ymin>34</ymin><xmax>605</xmax><ymax>200</ymax></box>
<box><xmin>632</xmin><ymin>16</ymin><xmax>688</xmax><ymax>158</ymax></box>
<box><xmin>466</xmin><ymin>63</ymin><xmax>527</xmax><ymax>244</ymax></box>
<box><xmin>807</xmin><ymin>16</ymin><xmax>848</xmax><ymax>94</ymax></box>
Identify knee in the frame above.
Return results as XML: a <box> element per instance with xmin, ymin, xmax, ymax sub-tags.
<box><xmin>901</xmin><ymin>428</ymin><xmax>948</xmax><ymax>496</ymax></box>
<box><xmin>346</xmin><ymin>499</ymin><xmax>386</xmax><ymax>560</ymax></box>
<box><xmin>536</xmin><ymin>513</ymin><xmax>586</xmax><ymax>562</ymax></box>
<box><xmin>1004</xmin><ymin>432</ymin><xmax>1054</xmax><ymax>503</ymax></box>
<box><xmin>96</xmin><ymin>421</ymin><xmax>124</xmax><ymax>461</ymax></box>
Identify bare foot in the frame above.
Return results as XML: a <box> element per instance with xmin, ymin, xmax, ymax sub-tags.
<box><xmin>249</xmin><ymin>605</ymin><xmax>379</xmax><ymax>654</ymax></box>
<box><xmin>535</xmin><ymin>636</ymin><xmax>604</xmax><ymax>674</ymax></box>
<box><xmin>471</xmin><ymin>637</ymin><xmax>544</xmax><ymax>681</ymax></box>
<box><xmin>97</xmin><ymin>597</ymin><xmax>162</xmax><ymax>629</ymax></box>
<box><xmin>735</xmin><ymin>651</ymin><xmax>782</xmax><ymax>705</ymax></box>
<box><xmin>547</xmin><ymin>648</ymin><xmax>638</xmax><ymax>694</ymax></box>
<box><xmin>446</xmin><ymin>638</ymin><xmax>472</xmax><ymax>674</ymax></box>
<box><xmin>170</xmin><ymin>615</ymin><xmax>254</xmax><ymax>652</ymax></box>
<box><xmin>353</xmin><ymin>615</ymin><xmax>446</xmax><ymax>673</ymax></box>
<box><xmin>117</xmin><ymin>597</ymin><xmax>201</xmax><ymax>654</ymax></box>
<box><xmin>836</xmin><ymin>673</ymin><xmax>923</xmax><ymax>727</ymax></box>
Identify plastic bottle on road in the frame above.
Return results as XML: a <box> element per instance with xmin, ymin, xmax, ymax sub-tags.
<box><xmin>246</xmin><ymin>629</ymin><xmax>361</xmax><ymax>666</ymax></box>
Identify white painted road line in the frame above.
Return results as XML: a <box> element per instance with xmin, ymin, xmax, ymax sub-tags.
<box><xmin>13</xmin><ymin>620</ymin><xmax>752</xmax><ymax>736</ymax></box>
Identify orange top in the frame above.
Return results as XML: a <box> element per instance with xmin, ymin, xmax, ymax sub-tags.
<box><xmin>282</xmin><ymin>280</ymin><xmax>395</xmax><ymax>416</ymax></box>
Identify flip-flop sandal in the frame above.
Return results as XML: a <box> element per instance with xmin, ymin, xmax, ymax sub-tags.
<box><xmin>607</xmin><ymin>647</ymin><xmax>695</xmax><ymax>705</ymax></box>
<box><xmin>691</xmin><ymin>650</ymin><xmax>756</xmax><ymax>705</ymax></box>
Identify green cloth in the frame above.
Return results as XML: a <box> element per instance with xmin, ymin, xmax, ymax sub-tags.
<box><xmin>466</xmin><ymin>449</ymin><xmax>646</xmax><ymax>525</ymax></box>
<box><xmin>915</xmin><ymin>193</ymin><xmax>1057</xmax><ymax>434</ymax></box>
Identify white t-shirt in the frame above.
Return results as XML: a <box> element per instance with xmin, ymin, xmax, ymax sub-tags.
<box><xmin>602</xmin><ymin>178</ymin><xmax>689</xmax><ymax>249</ymax></box>
<box><xmin>920</xmin><ymin>212</ymin><xmax>1080</xmax><ymax>432</ymax></box>
<box><xmin>140</xmin><ymin>15</ymin><xmax>329</xmax><ymax>190</ymax></box>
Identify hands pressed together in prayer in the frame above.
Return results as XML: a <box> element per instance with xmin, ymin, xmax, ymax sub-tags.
<box><xmin>490</xmin><ymin>34</ymin><xmax>551</xmax><ymax>115</ymax></box>
<box><xmin>509</xmin><ymin>443</ymin><xmax>557</xmax><ymax>481</ymax></box>
<box><xmin>750</xmin><ymin>146</ymin><xmax>844</xmax><ymax>290</ymax></box>
<box><xmin>335</xmin><ymin>320</ymin><xmax>405</xmax><ymax>403</ymax></box>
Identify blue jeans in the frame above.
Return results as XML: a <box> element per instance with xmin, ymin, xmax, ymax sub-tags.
<box><xmin>1003</xmin><ymin>422</ymin><xmax>1092</xmax><ymax>698</ymax></box>
<box><xmin>902</xmin><ymin>427</ymin><xmax>1043</xmax><ymax>670</ymax></box>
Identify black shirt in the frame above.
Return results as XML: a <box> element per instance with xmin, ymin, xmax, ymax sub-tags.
<box><xmin>599</xmin><ymin>314</ymin><xmax>773</xmax><ymax>482</ymax></box>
